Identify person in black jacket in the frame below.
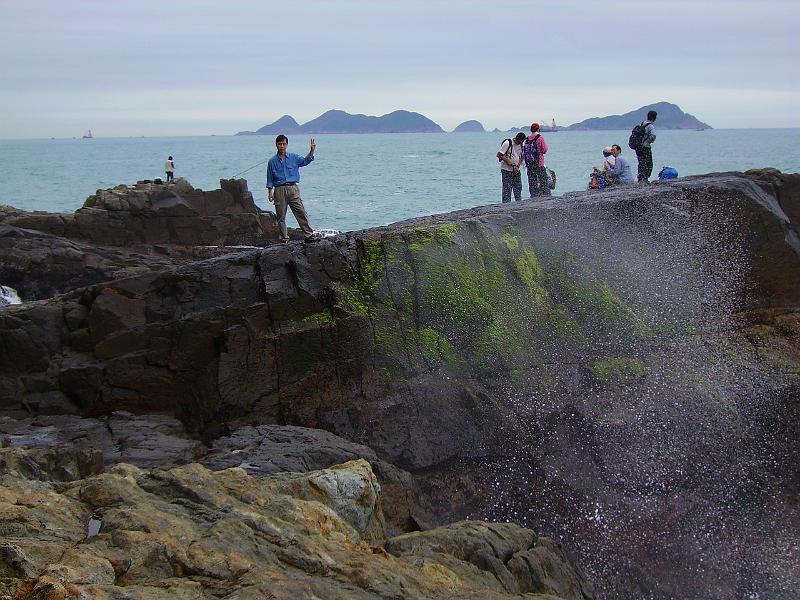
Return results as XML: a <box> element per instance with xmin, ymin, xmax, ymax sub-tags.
<box><xmin>635</xmin><ymin>110</ymin><xmax>657</xmax><ymax>183</ymax></box>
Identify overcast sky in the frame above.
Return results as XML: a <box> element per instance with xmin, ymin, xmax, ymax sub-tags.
<box><xmin>1</xmin><ymin>0</ymin><xmax>798</xmax><ymax>138</ymax></box>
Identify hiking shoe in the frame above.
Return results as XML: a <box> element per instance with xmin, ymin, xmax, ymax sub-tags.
<box><xmin>280</xmin><ymin>238</ymin><xmax>290</xmax><ymax>244</ymax></box>
<box><xmin>304</xmin><ymin>235</ymin><xmax>320</xmax><ymax>243</ymax></box>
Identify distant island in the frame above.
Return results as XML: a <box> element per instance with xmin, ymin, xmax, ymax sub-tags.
<box><xmin>235</xmin><ymin>102</ymin><xmax>711</xmax><ymax>135</ymax></box>
<box><xmin>566</xmin><ymin>102</ymin><xmax>711</xmax><ymax>130</ymax></box>
<box><xmin>453</xmin><ymin>120</ymin><xmax>485</xmax><ymax>133</ymax></box>
<box><xmin>236</xmin><ymin>110</ymin><xmax>444</xmax><ymax>135</ymax></box>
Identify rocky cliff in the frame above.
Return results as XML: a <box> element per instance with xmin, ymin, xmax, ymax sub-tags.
<box><xmin>1</xmin><ymin>169</ymin><xmax>799</xmax><ymax>599</ymax></box>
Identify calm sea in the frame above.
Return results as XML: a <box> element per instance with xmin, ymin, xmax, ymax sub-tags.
<box><xmin>1</xmin><ymin>129</ymin><xmax>797</xmax><ymax>233</ymax></box>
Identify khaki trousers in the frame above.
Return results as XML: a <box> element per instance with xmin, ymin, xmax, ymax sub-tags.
<box><xmin>274</xmin><ymin>184</ymin><xmax>313</xmax><ymax>240</ymax></box>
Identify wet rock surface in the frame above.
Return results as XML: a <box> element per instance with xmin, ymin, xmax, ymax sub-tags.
<box><xmin>0</xmin><ymin>223</ymin><xmax>241</xmax><ymax>302</ymax></box>
<box><xmin>1</xmin><ymin>169</ymin><xmax>800</xmax><ymax>598</ymax></box>
<box><xmin>0</xmin><ymin>412</ymin><xmax>201</xmax><ymax>477</ymax></box>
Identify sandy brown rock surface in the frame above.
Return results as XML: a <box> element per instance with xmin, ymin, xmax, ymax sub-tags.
<box><xmin>0</xmin><ymin>454</ymin><xmax>590</xmax><ymax>600</ymax></box>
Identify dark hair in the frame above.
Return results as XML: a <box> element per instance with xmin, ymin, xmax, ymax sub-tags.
<box><xmin>168</xmin><ymin>156</ymin><xmax>172</xmax><ymax>160</ymax></box>
<box><xmin>514</xmin><ymin>132</ymin><xmax>527</xmax><ymax>142</ymax></box>
<box><xmin>275</xmin><ymin>134</ymin><xmax>288</xmax><ymax>144</ymax></box>
<box><xmin>612</xmin><ymin>144</ymin><xmax>622</xmax><ymax>152</ymax></box>
<box><xmin>647</xmin><ymin>110</ymin><xmax>657</xmax><ymax>121</ymax></box>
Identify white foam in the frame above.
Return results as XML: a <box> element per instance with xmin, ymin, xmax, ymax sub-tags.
<box><xmin>315</xmin><ymin>229</ymin><xmax>341</xmax><ymax>238</ymax></box>
<box><xmin>0</xmin><ymin>285</ymin><xmax>21</xmax><ymax>306</ymax></box>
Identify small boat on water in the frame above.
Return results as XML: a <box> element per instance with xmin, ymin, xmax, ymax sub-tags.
<box><xmin>510</xmin><ymin>118</ymin><xmax>559</xmax><ymax>134</ymax></box>
<box><xmin>540</xmin><ymin>118</ymin><xmax>559</xmax><ymax>133</ymax></box>
<box><xmin>82</xmin><ymin>130</ymin><xmax>93</xmax><ymax>139</ymax></box>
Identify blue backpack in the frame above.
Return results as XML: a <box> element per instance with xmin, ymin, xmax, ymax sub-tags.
<box><xmin>523</xmin><ymin>134</ymin><xmax>540</xmax><ymax>165</ymax></box>
<box><xmin>658</xmin><ymin>166</ymin><xmax>678</xmax><ymax>180</ymax></box>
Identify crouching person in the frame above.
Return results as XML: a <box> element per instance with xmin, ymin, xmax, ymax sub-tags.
<box><xmin>608</xmin><ymin>144</ymin><xmax>635</xmax><ymax>185</ymax></box>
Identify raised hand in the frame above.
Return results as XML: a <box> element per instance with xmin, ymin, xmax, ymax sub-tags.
<box><xmin>310</xmin><ymin>138</ymin><xmax>316</xmax><ymax>154</ymax></box>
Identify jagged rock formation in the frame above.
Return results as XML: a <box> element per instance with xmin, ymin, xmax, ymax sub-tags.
<box><xmin>0</xmin><ymin>178</ymin><xmax>276</xmax><ymax>248</ymax></box>
<box><xmin>0</xmin><ymin>452</ymin><xmax>592</xmax><ymax>599</ymax></box>
<box><xmin>1</xmin><ymin>169</ymin><xmax>799</xmax><ymax>598</ymax></box>
<box><xmin>0</xmin><ymin>179</ymin><xmax>281</xmax><ymax>302</ymax></box>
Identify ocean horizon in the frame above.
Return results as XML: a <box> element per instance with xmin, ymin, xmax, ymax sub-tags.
<box><xmin>2</xmin><ymin>128</ymin><xmax>798</xmax><ymax>234</ymax></box>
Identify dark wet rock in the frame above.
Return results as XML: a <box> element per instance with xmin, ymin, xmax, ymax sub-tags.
<box><xmin>2</xmin><ymin>169</ymin><xmax>800</xmax><ymax>598</ymax></box>
<box><xmin>0</xmin><ymin>222</ymin><xmax>255</xmax><ymax>303</ymax></box>
<box><xmin>202</xmin><ymin>424</ymin><xmax>437</xmax><ymax>535</ymax></box>
<box><xmin>0</xmin><ymin>444</ymin><xmax>104</xmax><ymax>482</ymax></box>
<box><xmin>0</xmin><ymin>412</ymin><xmax>200</xmax><ymax>475</ymax></box>
<box><xmin>0</xmin><ymin>179</ymin><xmax>283</xmax><ymax>301</ymax></box>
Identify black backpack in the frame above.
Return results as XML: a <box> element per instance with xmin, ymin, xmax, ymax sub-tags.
<box><xmin>498</xmin><ymin>138</ymin><xmax>513</xmax><ymax>162</ymax></box>
<box><xmin>628</xmin><ymin>121</ymin><xmax>649</xmax><ymax>150</ymax></box>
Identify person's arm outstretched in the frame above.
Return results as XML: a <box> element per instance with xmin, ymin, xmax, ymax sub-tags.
<box><xmin>298</xmin><ymin>139</ymin><xmax>316</xmax><ymax>166</ymax></box>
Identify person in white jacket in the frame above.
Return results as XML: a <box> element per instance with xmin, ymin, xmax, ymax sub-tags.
<box><xmin>165</xmin><ymin>156</ymin><xmax>175</xmax><ymax>183</ymax></box>
<box><xmin>496</xmin><ymin>132</ymin><xmax>526</xmax><ymax>203</ymax></box>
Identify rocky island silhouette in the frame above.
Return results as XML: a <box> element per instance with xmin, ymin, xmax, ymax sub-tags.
<box><xmin>235</xmin><ymin>102</ymin><xmax>710</xmax><ymax>135</ymax></box>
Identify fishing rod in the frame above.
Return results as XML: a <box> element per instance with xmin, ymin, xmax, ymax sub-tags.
<box><xmin>231</xmin><ymin>159</ymin><xmax>268</xmax><ymax>179</ymax></box>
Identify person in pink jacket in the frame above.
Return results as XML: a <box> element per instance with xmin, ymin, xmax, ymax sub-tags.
<box><xmin>523</xmin><ymin>123</ymin><xmax>550</xmax><ymax>197</ymax></box>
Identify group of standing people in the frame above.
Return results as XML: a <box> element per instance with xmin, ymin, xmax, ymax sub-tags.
<box><xmin>499</xmin><ymin>110</ymin><xmax>660</xmax><ymax>200</ymax></box>
<box><xmin>496</xmin><ymin>123</ymin><xmax>552</xmax><ymax>203</ymax></box>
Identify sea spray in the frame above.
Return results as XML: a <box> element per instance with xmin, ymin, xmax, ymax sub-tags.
<box><xmin>463</xmin><ymin>186</ymin><xmax>797</xmax><ymax>599</ymax></box>
<box><xmin>0</xmin><ymin>285</ymin><xmax>21</xmax><ymax>306</ymax></box>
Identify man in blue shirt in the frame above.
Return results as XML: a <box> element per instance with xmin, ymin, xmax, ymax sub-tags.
<box><xmin>608</xmin><ymin>144</ymin><xmax>635</xmax><ymax>184</ymax></box>
<box><xmin>266</xmin><ymin>134</ymin><xmax>317</xmax><ymax>243</ymax></box>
